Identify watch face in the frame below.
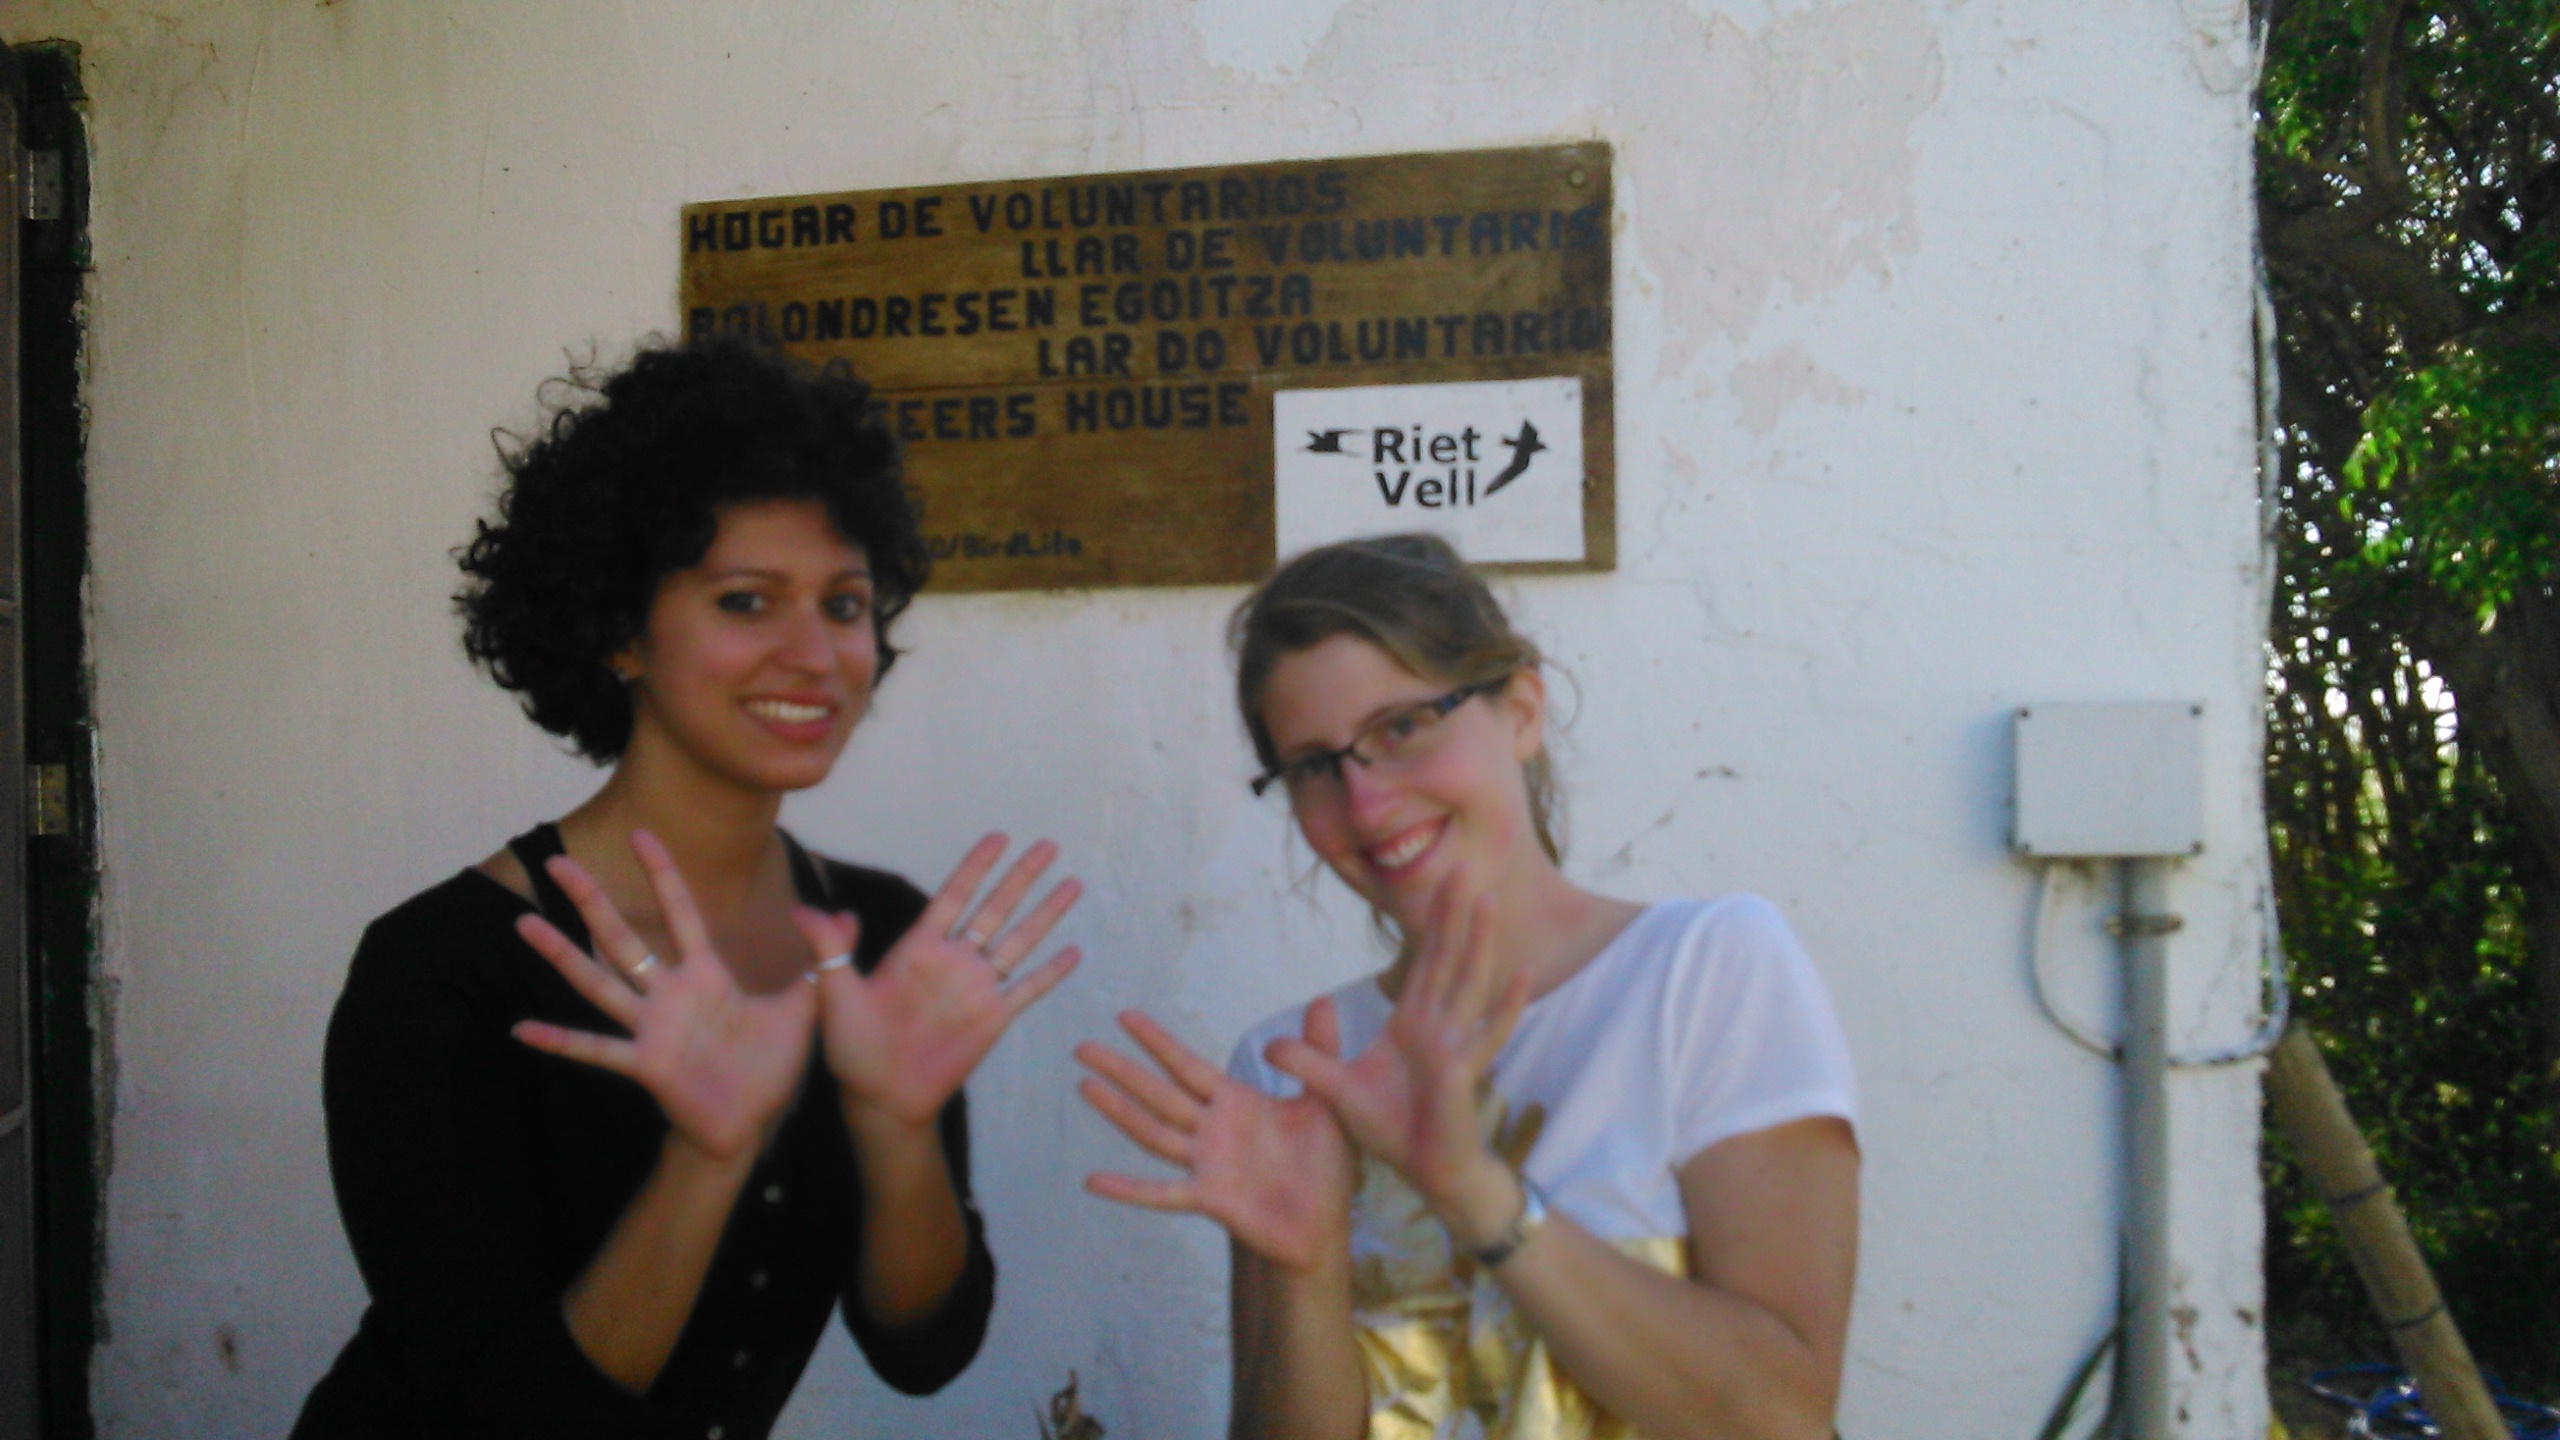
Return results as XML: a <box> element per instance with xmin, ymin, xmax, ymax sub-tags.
<box><xmin>1471</xmin><ymin>1175</ymin><xmax>1548</xmax><ymax>1268</ymax></box>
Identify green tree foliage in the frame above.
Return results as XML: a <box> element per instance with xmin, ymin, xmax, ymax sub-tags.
<box><xmin>2258</xmin><ymin>0</ymin><xmax>2560</xmax><ymax>1386</ymax></box>
<box><xmin>2263</xmin><ymin>527</ymin><xmax>2560</xmax><ymax>1379</ymax></box>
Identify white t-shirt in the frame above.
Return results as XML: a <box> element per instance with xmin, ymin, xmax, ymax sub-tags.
<box><xmin>1227</xmin><ymin>895</ymin><xmax>1857</xmax><ymax>1439</ymax></box>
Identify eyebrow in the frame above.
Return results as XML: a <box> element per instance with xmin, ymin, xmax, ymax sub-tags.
<box><xmin>1276</xmin><ymin>691</ymin><xmax>1442</xmax><ymax>756</ymax></box>
<box><xmin>701</xmin><ymin>565</ymin><xmax>873</xmax><ymax>583</ymax></box>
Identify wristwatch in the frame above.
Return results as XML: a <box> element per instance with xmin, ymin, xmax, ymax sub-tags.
<box><xmin>1467</xmin><ymin>1172</ymin><xmax>1550</xmax><ymax>1269</ymax></box>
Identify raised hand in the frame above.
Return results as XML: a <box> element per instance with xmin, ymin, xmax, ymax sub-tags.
<box><xmin>802</xmin><ymin>833</ymin><xmax>1083</xmax><ymax>1129</ymax></box>
<box><xmin>1076</xmin><ymin>1005</ymin><xmax>1357</xmax><ymax>1271</ymax></box>
<box><xmin>1265</xmin><ymin>880</ymin><xmax>1527</xmax><ymax>1213</ymax></box>
<box><xmin>512</xmin><ymin>830</ymin><xmax>818</xmax><ymax>1161</ymax></box>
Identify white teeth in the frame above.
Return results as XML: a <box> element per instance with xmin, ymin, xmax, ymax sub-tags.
<box><xmin>747</xmin><ymin>700</ymin><xmax>830</xmax><ymax>724</ymax></box>
<box><xmin>1370</xmin><ymin>826</ymin><xmax>1436</xmax><ymax>870</ymax></box>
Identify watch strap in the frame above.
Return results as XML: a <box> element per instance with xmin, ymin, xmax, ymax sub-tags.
<box><xmin>1467</xmin><ymin>1173</ymin><xmax>1550</xmax><ymax>1269</ymax></box>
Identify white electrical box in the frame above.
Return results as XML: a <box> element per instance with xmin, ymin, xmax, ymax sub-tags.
<box><xmin>2012</xmin><ymin>702</ymin><xmax>2205</xmax><ymax>858</ymax></box>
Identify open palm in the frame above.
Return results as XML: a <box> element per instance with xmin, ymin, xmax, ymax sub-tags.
<box><xmin>1078</xmin><ymin>1005</ymin><xmax>1356</xmax><ymax>1271</ymax></box>
<box><xmin>1267</xmin><ymin>885</ymin><xmax>1524</xmax><ymax>1210</ymax></box>
<box><xmin>802</xmin><ymin>834</ymin><xmax>1083</xmax><ymax>1128</ymax></box>
<box><xmin>513</xmin><ymin>831</ymin><xmax>815</xmax><ymax>1161</ymax></box>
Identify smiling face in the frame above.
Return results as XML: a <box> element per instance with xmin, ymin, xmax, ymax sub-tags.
<box><xmin>1257</xmin><ymin>633</ymin><xmax>1547</xmax><ymax>926</ymax></box>
<box><xmin>616</xmin><ymin>498</ymin><xmax>879</xmax><ymax>796</ymax></box>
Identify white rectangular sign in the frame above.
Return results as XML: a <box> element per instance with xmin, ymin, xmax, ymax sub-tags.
<box><xmin>1273</xmin><ymin>377</ymin><xmax>1586</xmax><ymax>564</ymax></box>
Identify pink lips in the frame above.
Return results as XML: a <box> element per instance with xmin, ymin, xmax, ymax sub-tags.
<box><xmin>742</xmin><ymin>696</ymin><xmax>838</xmax><ymax>744</ymax></box>
<box><xmin>1362</xmin><ymin>816</ymin><xmax>1447</xmax><ymax>881</ymax></box>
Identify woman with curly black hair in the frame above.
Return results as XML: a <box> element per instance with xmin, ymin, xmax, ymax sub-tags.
<box><xmin>293</xmin><ymin>337</ymin><xmax>1080</xmax><ymax>1439</ymax></box>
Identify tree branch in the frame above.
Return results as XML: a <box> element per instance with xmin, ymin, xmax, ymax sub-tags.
<box><xmin>2277</xmin><ymin>364</ymin><xmax>2370</xmax><ymax>472</ymax></box>
<box><xmin>2408</xmin><ymin>586</ymin><xmax>2560</xmax><ymax>1080</ymax></box>
<box><xmin>2460</xmin><ymin>301</ymin><xmax>2560</xmax><ymax>352</ymax></box>
<box><xmin>2358</xmin><ymin>0</ymin><xmax>2415</xmax><ymax>208</ymax></box>
<box><xmin>2265</xmin><ymin>209</ymin><xmax>2482</xmax><ymax>350</ymax></box>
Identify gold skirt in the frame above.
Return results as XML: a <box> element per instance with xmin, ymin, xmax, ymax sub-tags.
<box><xmin>1347</xmin><ymin>1104</ymin><xmax>1688</xmax><ymax>1440</ymax></box>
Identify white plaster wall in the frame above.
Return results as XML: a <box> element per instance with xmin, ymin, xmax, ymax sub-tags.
<box><xmin>0</xmin><ymin>1</ymin><xmax>2273</xmax><ymax>1435</ymax></box>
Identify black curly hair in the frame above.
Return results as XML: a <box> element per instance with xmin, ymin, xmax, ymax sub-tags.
<box><xmin>456</xmin><ymin>336</ymin><xmax>930</xmax><ymax>762</ymax></box>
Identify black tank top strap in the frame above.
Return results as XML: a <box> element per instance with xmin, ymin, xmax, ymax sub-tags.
<box><xmin>779</xmin><ymin>829</ymin><xmax>836</xmax><ymax>911</ymax></box>
<box><xmin>504</xmin><ymin>822</ymin><xmax>590</xmax><ymax>949</ymax></box>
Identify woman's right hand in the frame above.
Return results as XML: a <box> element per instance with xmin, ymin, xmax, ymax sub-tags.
<box><xmin>1075</xmin><ymin>1003</ymin><xmax>1356</xmax><ymax>1272</ymax></box>
<box><xmin>512</xmin><ymin>830</ymin><xmax>817</xmax><ymax>1162</ymax></box>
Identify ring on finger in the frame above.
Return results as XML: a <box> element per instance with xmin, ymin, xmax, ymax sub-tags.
<box><xmin>962</xmin><ymin>924</ymin><xmax>1000</xmax><ymax>955</ymax></box>
<box><xmin>630</xmin><ymin>953</ymin><xmax>662</xmax><ymax>977</ymax></box>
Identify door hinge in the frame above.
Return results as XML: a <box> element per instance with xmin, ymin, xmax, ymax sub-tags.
<box><xmin>22</xmin><ymin>148</ymin><xmax>62</xmax><ymax>222</ymax></box>
<box><xmin>28</xmin><ymin>763</ymin><xmax>69</xmax><ymax>836</ymax></box>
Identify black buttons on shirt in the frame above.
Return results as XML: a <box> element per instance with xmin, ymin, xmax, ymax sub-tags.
<box><xmin>317</xmin><ymin>852</ymin><xmax>989</xmax><ymax>1435</ymax></box>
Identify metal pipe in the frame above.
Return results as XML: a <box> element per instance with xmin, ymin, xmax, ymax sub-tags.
<box><xmin>2119</xmin><ymin>857</ymin><xmax>2175</xmax><ymax>1440</ymax></box>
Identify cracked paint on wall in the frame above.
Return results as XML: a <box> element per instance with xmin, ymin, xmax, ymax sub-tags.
<box><xmin>1613</xmin><ymin>0</ymin><xmax>1943</xmax><ymax>371</ymax></box>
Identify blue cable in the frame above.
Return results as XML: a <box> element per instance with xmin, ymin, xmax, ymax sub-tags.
<box><xmin>2304</xmin><ymin>1364</ymin><xmax>2560</xmax><ymax>1440</ymax></box>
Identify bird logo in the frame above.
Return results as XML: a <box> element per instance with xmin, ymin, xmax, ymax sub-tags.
<box><xmin>1482</xmin><ymin>420</ymin><xmax>1547</xmax><ymax>497</ymax></box>
<box><xmin>1303</xmin><ymin>428</ymin><xmax>1362</xmax><ymax>454</ymax></box>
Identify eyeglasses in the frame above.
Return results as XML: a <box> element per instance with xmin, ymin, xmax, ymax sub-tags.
<box><xmin>1250</xmin><ymin>676</ymin><xmax>1511</xmax><ymax>800</ymax></box>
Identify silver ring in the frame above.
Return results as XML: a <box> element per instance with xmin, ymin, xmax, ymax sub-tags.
<box><xmin>961</xmin><ymin>926</ymin><xmax>999</xmax><ymax>954</ymax></box>
<box><xmin>630</xmin><ymin>952</ymin><xmax>662</xmax><ymax>977</ymax></box>
<box><xmin>816</xmin><ymin>952</ymin><xmax>855</xmax><ymax>973</ymax></box>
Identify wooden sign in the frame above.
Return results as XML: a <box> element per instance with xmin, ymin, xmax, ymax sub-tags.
<box><xmin>679</xmin><ymin>143</ymin><xmax>1612</xmax><ymax>591</ymax></box>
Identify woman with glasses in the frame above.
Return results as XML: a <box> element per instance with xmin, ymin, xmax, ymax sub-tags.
<box><xmin>294</xmin><ymin>338</ymin><xmax>1081</xmax><ymax>1439</ymax></box>
<box><xmin>1075</xmin><ymin>534</ymin><xmax>1859</xmax><ymax>1440</ymax></box>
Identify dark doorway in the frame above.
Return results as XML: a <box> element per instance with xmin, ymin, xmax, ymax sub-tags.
<box><xmin>10</xmin><ymin>38</ymin><xmax>98</xmax><ymax>1440</ymax></box>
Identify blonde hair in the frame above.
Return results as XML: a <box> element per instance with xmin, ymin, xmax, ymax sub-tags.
<box><xmin>1229</xmin><ymin>533</ymin><xmax>1560</xmax><ymax>862</ymax></box>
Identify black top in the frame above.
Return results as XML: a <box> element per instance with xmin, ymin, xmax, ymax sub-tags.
<box><xmin>293</xmin><ymin>825</ymin><xmax>995</xmax><ymax>1440</ymax></box>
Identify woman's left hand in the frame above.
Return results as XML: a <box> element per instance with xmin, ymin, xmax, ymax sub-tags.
<box><xmin>800</xmin><ymin>833</ymin><xmax>1083</xmax><ymax>1130</ymax></box>
<box><xmin>1266</xmin><ymin>877</ymin><xmax>1528</xmax><ymax>1214</ymax></box>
